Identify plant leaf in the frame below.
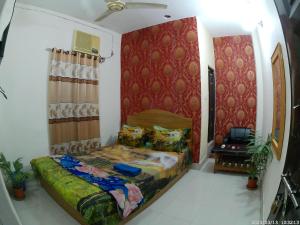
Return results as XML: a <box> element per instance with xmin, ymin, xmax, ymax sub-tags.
<box><xmin>13</xmin><ymin>158</ymin><xmax>23</xmax><ymax>172</ymax></box>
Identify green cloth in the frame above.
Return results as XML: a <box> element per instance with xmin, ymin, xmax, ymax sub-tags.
<box><xmin>31</xmin><ymin>157</ymin><xmax>120</xmax><ymax>225</ymax></box>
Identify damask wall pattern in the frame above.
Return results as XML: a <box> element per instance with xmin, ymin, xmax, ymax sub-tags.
<box><xmin>121</xmin><ymin>17</ymin><xmax>201</xmax><ymax>162</ymax></box>
<box><xmin>213</xmin><ymin>35</ymin><xmax>257</xmax><ymax>144</ymax></box>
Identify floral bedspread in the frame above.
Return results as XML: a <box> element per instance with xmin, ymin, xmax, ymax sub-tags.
<box><xmin>31</xmin><ymin>144</ymin><xmax>190</xmax><ymax>225</ymax></box>
<box><xmin>54</xmin><ymin>155</ymin><xmax>143</xmax><ymax>217</ymax></box>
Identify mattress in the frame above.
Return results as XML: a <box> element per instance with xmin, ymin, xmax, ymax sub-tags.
<box><xmin>31</xmin><ymin>144</ymin><xmax>190</xmax><ymax>225</ymax></box>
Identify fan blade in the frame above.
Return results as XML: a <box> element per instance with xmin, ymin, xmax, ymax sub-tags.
<box><xmin>125</xmin><ymin>2</ymin><xmax>168</xmax><ymax>9</ymax></box>
<box><xmin>95</xmin><ymin>10</ymin><xmax>114</xmax><ymax>22</ymax></box>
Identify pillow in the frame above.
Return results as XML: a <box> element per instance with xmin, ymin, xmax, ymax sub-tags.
<box><xmin>142</xmin><ymin>128</ymin><xmax>155</xmax><ymax>149</ymax></box>
<box><xmin>152</xmin><ymin>125</ymin><xmax>189</xmax><ymax>152</ymax></box>
<box><xmin>118</xmin><ymin>124</ymin><xmax>145</xmax><ymax>147</ymax></box>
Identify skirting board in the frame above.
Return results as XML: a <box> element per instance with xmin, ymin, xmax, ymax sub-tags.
<box><xmin>191</xmin><ymin>154</ymin><xmax>209</xmax><ymax>170</ymax></box>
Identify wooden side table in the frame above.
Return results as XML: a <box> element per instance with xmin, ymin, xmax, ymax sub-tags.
<box><xmin>211</xmin><ymin>144</ymin><xmax>251</xmax><ymax>173</ymax></box>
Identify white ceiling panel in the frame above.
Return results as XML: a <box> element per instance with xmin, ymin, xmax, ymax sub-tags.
<box><xmin>17</xmin><ymin>0</ymin><xmax>264</xmax><ymax>36</ymax></box>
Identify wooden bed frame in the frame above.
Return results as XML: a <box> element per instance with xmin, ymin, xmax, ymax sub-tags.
<box><xmin>40</xmin><ymin>109</ymin><xmax>193</xmax><ymax>225</ymax></box>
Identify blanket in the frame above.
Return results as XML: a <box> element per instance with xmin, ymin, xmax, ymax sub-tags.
<box><xmin>31</xmin><ymin>145</ymin><xmax>190</xmax><ymax>225</ymax></box>
<box><xmin>55</xmin><ymin>155</ymin><xmax>143</xmax><ymax>218</ymax></box>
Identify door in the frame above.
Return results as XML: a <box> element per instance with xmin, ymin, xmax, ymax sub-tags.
<box><xmin>269</xmin><ymin>0</ymin><xmax>300</xmax><ymax>221</ymax></box>
<box><xmin>208</xmin><ymin>67</ymin><xmax>215</xmax><ymax>143</ymax></box>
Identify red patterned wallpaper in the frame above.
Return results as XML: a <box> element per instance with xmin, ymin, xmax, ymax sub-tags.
<box><xmin>213</xmin><ymin>35</ymin><xmax>257</xmax><ymax>144</ymax></box>
<box><xmin>121</xmin><ymin>17</ymin><xmax>201</xmax><ymax>162</ymax></box>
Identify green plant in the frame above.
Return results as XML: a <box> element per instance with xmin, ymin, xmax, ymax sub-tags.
<box><xmin>246</xmin><ymin>134</ymin><xmax>273</xmax><ymax>180</ymax></box>
<box><xmin>0</xmin><ymin>153</ymin><xmax>30</xmax><ymax>189</ymax></box>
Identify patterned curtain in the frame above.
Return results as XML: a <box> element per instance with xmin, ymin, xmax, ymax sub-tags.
<box><xmin>48</xmin><ymin>49</ymin><xmax>101</xmax><ymax>155</ymax></box>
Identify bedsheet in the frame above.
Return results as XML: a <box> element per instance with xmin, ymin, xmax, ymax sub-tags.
<box><xmin>31</xmin><ymin>144</ymin><xmax>190</xmax><ymax>225</ymax></box>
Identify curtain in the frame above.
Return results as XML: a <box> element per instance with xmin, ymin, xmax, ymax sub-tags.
<box><xmin>48</xmin><ymin>49</ymin><xmax>101</xmax><ymax>155</ymax></box>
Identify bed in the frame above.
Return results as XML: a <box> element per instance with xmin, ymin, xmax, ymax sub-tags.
<box><xmin>31</xmin><ymin>109</ymin><xmax>192</xmax><ymax>225</ymax></box>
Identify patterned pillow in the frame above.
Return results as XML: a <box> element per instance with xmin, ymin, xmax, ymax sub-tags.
<box><xmin>118</xmin><ymin>125</ymin><xmax>145</xmax><ymax>147</ymax></box>
<box><xmin>152</xmin><ymin>125</ymin><xmax>189</xmax><ymax>152</ymax></box>
<box><xmin>143</xmin><ymin>128</ymin><xmax>155</xmax><ymax>149</ymax></box>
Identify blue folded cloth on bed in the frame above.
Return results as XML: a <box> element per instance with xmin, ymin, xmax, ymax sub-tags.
<box><xmin>113</xmin><ymin>163</ymin><xmax>142</xmax><ymax>177</ymax></box>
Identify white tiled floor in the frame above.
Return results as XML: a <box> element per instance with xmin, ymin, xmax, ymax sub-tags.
<box><xmin>13</xmin><ymin>159</ymin><xmax>260</xmax><ymax>225</ymax></box>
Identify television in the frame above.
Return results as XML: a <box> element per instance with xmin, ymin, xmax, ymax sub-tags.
<box><xmin>0</xmin><ymin>0</ymin><xmax>16</xmax><ymax>64</ymax></box>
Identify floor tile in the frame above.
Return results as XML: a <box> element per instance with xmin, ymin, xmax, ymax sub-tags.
<box><xmin>125</xmin><ymin>209</ymin><xmax>158</xmax><ymax>225</ymax></box>
<box><xmin>148</xmin><ymin>213</ymin><xmax>191</xmax><ymax>225</ymax></box>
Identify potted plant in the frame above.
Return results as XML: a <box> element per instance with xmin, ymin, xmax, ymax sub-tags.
<box><xmin>0</xmin><ymin>153</ymin><xmax>30</xmax><ymax>200</ymax></box>
<box><xmin>246</xmin><ymin>134</ymin><xmax>273</xmax><ymax>190</ymax></box>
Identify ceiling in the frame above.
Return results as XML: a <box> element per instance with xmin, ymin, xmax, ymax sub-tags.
<box><xmin>17</xmin><ymin>0</ymin><xmax>264</xmax><ymax>36</ymax></box>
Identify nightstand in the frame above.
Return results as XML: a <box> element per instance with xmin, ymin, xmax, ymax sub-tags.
<box><xmin>211</xmin><ymin>144</ymin><xmax>251</xmax><ymax>173</ymax></box>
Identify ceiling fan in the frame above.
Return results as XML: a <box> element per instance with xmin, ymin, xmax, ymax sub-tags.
<box><xmin>95</xmin><ymin>0</ymin><xmax>168</xmax><ymax>22</ymax></box>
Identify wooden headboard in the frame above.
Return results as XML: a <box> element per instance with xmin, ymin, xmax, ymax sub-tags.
<box><xmin>127</xmin><ymin>109</ymin><xmax>192</xmax><ymax>130</ymax></box>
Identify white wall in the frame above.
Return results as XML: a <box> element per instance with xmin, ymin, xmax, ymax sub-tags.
<box><xmin>252</xmin><ymin>30</ymin><xmax>264</xmax><ymax>136</ymax></box>
<box><xmin>196</xmin><ymin>17</ymin><xmax>216</xmax><ymax>164</ymax></box>
<box><xmin>0</xmin><ymin>3</ymin><xmax>121</xmax><ymax>166</ymax></box>
<box><xmin>252</xmin><ymin>0</ymin><xmax>291</xmax><ymax>219</ymax></box>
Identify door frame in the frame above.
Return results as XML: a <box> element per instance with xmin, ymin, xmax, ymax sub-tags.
<box><xmin>207</xmin><ymin>66</ymin><xmax>216</xmax><ymax>151</ymax></box>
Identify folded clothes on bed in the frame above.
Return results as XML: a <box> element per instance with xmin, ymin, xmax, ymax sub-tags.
<box><xmin>113</xmin><ymin>163</ymin><xmax>142</xmax><ymax>177</ymax></box>
<box><xmin>55</xmin><ymin>155</ymin><xmax>143</xmax><ymax>218</ymax></box>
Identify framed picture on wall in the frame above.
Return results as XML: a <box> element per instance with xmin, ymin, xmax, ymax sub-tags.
<box><xmin>271</xmin><ymin>43</ymin><xmax>286</xmax><ymax>160</ymax></box>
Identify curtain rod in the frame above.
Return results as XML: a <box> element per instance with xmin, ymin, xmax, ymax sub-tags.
<box><xmin>45</xmin><ymin>48</ymin><xmax>114</xmax><ymax>64</ymax></box>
